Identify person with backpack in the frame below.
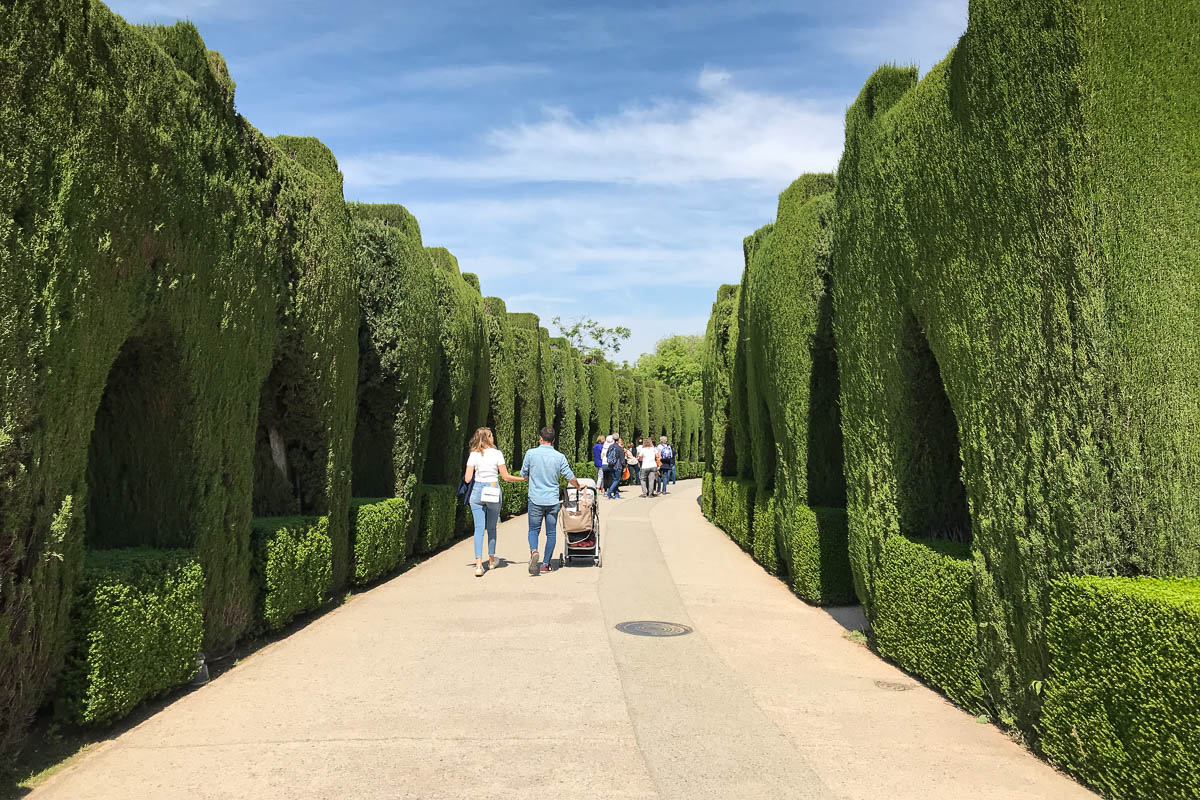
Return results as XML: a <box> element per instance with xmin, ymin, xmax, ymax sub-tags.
<box><xmin>657</xmin><ymin>436</ymin><xmax>676</xmax><ymax>495</ymax></box>
<box><xmin>639</xmin><ymin>437</ymin><xmax>661</xmax><ymax>497</ymax></box>
<box><xmin>604</xmin><ymin>435</ymin><xmax>625</xmax><ymax>499</ymax></box>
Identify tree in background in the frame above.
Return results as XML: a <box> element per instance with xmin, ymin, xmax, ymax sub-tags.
<box><xmin>552</xmin><ymin>316</ymin><xmax>630</xmax><ymax>364</ymax></box>
<box><xmin>636</xmin><ymin>335</ymin><xmax>703</xmax><ymax>403</ymax></box>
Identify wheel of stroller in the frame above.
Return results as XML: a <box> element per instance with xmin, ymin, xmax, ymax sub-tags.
<box><xmin>559</xmin><ymin>555</ymin><xmax>566</xmax><ymax>569</ymax></box>
<box><xmin>596</xmin><ymin>551</ymin><xmax>602</xmax><ymax>567</ymax></box>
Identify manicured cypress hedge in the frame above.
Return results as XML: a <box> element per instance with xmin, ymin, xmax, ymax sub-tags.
<box><xmin>701</xmin><ymin>472</ymin><xmax>716</xmax><ymax>519</ymax></box>
<box><xmin>834</xmin><ymin>0</ymin><xmax>1200</xmax><ymax>733</ymax></box>
<box><xmin>424</xmin><ymin>248</ymin><xmax>488</xmax><ymax>486</ymax></box>
<box><xmin>0</xmin><ymin>6</ymin><xmax>352</xmax><ymax>752</ymax></box>
<box><xmin>250</xmin><ymin>517</ymin><xmax>334</xmax><ymax>633</ymax></box>
<box><xmin>588</xmin><ymin>363</ymin><xmax>618</xmax><ymax>441</ymax></box>
<box><xmin>538</xmin><ymin>327</ymin><xmax>555</xmax><ymax>430</ymax></box>
<box><xmin>616</xmin><ymin>374</ymin><xmax>635</xmax><ymax>442</ymax></box>
<box><xmin>633</xmin><ymin>376</ymin><xmax>650</xmax><ymax>441</ymax></box>
<box><xmin>1041</xmin><ymin>577</ymin><xmax>1200</xmax><ymax>800</ymax></box>
<box><xmin>751</xmin><ymin>491</ymin><xmax>780</xmax><ymax>575</ymax></box>
<box><xmin>510</xmin><ymin>313</ymin><xmax>542</xmax><ymax>455</ymax></box>
<box><xmin>550</xmin><ymin>338</ymin><xmax>577</xmax><ymax>458</ymax></box>
<box><xmin>871</xmin><ymin>535</ymin><xmax>986</xmax><ymax>714</ymax></box>
<box><xmin>712</xmin><ymin>476</ymin><xmax>755</xmax><ymax>551</ymax></box>
<box><xmin>347</xmin><ymin>205</ymin><xmax>438</xmax><ymax>506</ymax></box>
<box><xmin>349</xmin><ymin>498</ymin><xmax>410</xmax><ymax>586</ymax></box>
<box><xmin>64</xmin><ymin>550</ymin><xmax>204</xmax><ymax>726</ymax></box>
<box><xmin>702</xmin><ymin>285</ymin><xmax>740</xmax><ymax>476</ymax></box>
<box><xmin>778</xmin><ymin>506</ymin><xmax>855</xmax><ymax>605</ymax></box>
<box><xmin>483</xmin><ymin>298</ymin><xmax>517</xmax><ymax>459</ymax></box>
<box><xmin>573</xmin><ymin>356</ymin><xmax>592</xmax><ymax>461</ymax></box>
<box><xmin>501</xmin><ymin>480</ymin><xmax>529</xmax><ymax>519</ymax></box>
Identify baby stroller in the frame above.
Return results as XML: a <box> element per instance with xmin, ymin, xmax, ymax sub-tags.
<box><xmin>559</xmin><ymin>478</ymin><xmax>602</xmax><ymax>567</ymax></box>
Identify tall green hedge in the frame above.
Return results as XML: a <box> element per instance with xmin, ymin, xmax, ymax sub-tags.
<box><xmin>1041</xmin><ymin>577</ymin><xmax>1200</xmax><ymax>799</ymax></box>
<box><xmin>712</xmin><ymin>476</ymin><xmax>755</xmax><ymax>551</ymax></box>
<box><xmin>347</xmin><ymin>205</ymin><xmax>437</xmax><ymax>507</ymax></box>
<box><xmin>572</xmin><ymin>355</ymin><xmax>593</xmax><ymax>461</ymax></box>
<box><xmin>424</xmin><ymin>248</ymin><xmax>488</xmax><ymax>485</ymax></box>
<box><xmin>483</xmin><ymin>298</ymin><xmax>517</xmax><ymax>459</ymax></box>
<box><xmin>550</xmin><ymin>337</ymin><xmax>577</xmax><ymax>458</ymax></box>
<box><xmin>0</xmin><ymin>6</ymin><xmax>355</xmax><ymax>754</ymax></box>
<box><xmin>538</xmin><ymin>327</ymin><xmax>555</xmax><ymax>430</ymax></box>
<box><xmin>701</xmin><ymin>285</ymin><xmax>740</xmax><ymax>476</ymax></box>
<box><xmin>588</xmin><ymin>363</ymin><xmax>617</xmax><ymax>441</ymax></box>
<box><xmin>416</xmin><ymin>484</ymin><xmax>459</xmax><ymax>554</ymax></box>
<box><xmin>64</xmin><ymin>550</ymin><xmax>204</xmax><ymax>726</ymax></box>
<box><xmin>510</xmin><ymin>313</ymin><xmax>542</xmax><ymax>455</ymax></box>
<box><xmin>834</xmin><ymin>0</ymin><xmax>1200</xmax><ymax>733</ymax></box>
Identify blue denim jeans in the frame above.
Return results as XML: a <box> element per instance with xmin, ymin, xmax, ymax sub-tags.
<box><xmin>470</xmin><ymin>483</ymin><xmax>501</xmax><ymax>559</ymax></box>
<box><xmin>658</xmin><ymin>465</ymin><xmax>675</xmax><ymax>492</ymax></box>
<box><xmin>605</xmin><ymin>467</ymin><xmax>622</xmax><ymax>498</ymax></box>
<box><xmin>528</xmin><ymin>502</ymin><xmax>560</xmax><ymax>566</ymax></box>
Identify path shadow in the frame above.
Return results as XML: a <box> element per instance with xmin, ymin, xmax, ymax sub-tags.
<box><xmin>821</xmin><ymin>604</ymin><xmax>869</xmax><ymax>633</ymax></box>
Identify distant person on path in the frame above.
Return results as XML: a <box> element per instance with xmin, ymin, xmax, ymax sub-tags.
<box><xmin>521</xmin><ymin>426</ymin><xmax>580</xmax><ymax>575</ymax></box>
<box><xmin>604</xmin><ymin>435</ymin><xmax>624</xmax><ymax>499</ymax></box>
<box><xmin>656</xmin><ymin>436</ymin><xmax>675</xmax><ymax>495</ymax></box>
<box><xmin>625</xmin><ymin>439</ymin><xmax>639</xmax><ymax>487</ymax></box>
<box><xmin>463</xmin><ymin>427</ymin><xmax>525</xmax><ymax>577</ymax></box>
<box><xmin>639</xmin><ymin>437</ymin><xmax>661</xmax><ymax>497</ymax></box>
<box><xmin>593</xmin><ymin>435</ymin><xmax>606</xmax><ymax>492</ymax></box>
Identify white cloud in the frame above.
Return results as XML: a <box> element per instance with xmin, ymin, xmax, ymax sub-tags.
<box><xmin>828</xmin><ymin>0</ymin><xmax>967</xmax><ymax>73</ymax></box>
<box><xmin>341</xmin><ymin>69</ymin><xmax>842</xmax><ymax>188</ymax></box>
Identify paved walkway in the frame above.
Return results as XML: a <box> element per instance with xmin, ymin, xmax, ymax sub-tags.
<box><xmin>33</xmin><ymin>480</ymin><xmax>1093</xmax><ymax>799</ymax></box>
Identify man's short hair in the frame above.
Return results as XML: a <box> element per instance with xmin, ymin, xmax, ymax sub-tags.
<box><xmin>539</xmin><ymin>426</ymin><xmax>556</xmax><ymax>443</ymax></box>
<box><xmin>659</xmin><ymin>436</ymin><xmax>667</xmax><ymax>443</ymax></box>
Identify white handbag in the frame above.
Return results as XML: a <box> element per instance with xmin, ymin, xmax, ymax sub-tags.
<box><xmin>480</xmin><ymin>485</ymin><xmax>501</xmax><ymax>504</ymax></box>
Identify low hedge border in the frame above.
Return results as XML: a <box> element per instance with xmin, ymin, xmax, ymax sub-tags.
<box><xmin>784</xmin><ymin>505</ymin><xmax>856</xmax><ymax>605</ymax></box>
<box><xmin>712</xmin><ymin>475</ymin><xmax>755</xmax><ymax>550</ymax></box>
<box><xmin>501</xmin><ymin>480</ymin><xmax>529</xmax><ymax>519</ymax></box>
<box><xmin>64</xmin><ymin>549</ymin><xmax>204</xmax><ymax>726</ymax></box>
<box><xmin>1041</xmin><ymin>576</ymin><xmax>1200</xmax><ymax>800</ymax></box>
<box><xmin>416</xmin><ymin>485</ymin><xmax>458</xmax><ymax>553</ymax></box>
<box><xmin>250</xmin><ymin>517</ymin><xmax>333</xmax><ymax>632</ymax></box>
<box><xmin>349</xmin><ymin>497</ymin><xmax>410</xmax><ymax>586</ymax></box>
<box><xmin>702</xmin><ymin>472</ymin><xmax>715</xmax><ymax>519</ymax></box>
<box><xmin>871</xmin><ymin>534</ymin><xmax>987</xmax><ymax>714</ymax></box>
<box><xmin>752</xmin><ymin>491</ymin><xmax>779</xmax><ymax>574</ymax></box>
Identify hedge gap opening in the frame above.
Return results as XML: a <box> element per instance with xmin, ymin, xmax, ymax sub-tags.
<box><xmin>85</xmin><ymin>331</ymin><xmax>196</xmax><ymax>550</ymax></box>
<box><xmin>899</xmin><ymin>311</ymin><xmax>971</xmax><ymax>545</ymax></box>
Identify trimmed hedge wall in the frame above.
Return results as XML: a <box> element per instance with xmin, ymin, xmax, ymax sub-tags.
<box><xmin>510</xmin><ymin>313</ymin><xmax>542</xmax><ymax>455</ymax></box>
<box><xmin>538</xmin><ymin>328</ymin><xmax>555</xmax><ymax>431</ymax></box>
<box><xmin>550</xmin><ymin>338</ymin><xmax>577</xmax><ymax>460</ymax></box>
<box><xmin>751</xmin><ymin>491</ymin><xmax>779</xmax><ymax>575</ymax></box>
<box><xmin>64</xmin><ymin>550</ymin><xmax>204</xmax><ymax>726</ymax></box>
<box><xmin>588</xmin><ymin>363</ymin><xmax>618</xmax><ymax>442</ymax></box>
<box><xmin>701</xmin><ymin>472</ymin><xmax>715</xmax><ymax>518</ymax></box>
<box><xmin>573</xmin><ymin>356</ymin><xmax>592</xmax><ymax>461</ymax></box>
<box><xmin>1041</xmin><ymin>577</ymin><xmax>1200</xmax><ymax>800</ymax></box>
<box><xmin>702</xmin><ymin>285</ymin><xmax>740</xmax><ymax>476</ymax></box>
<box><xmin>871</xmin><ymin>535</ymin><xmax>986</xmax><ymax>715</ymax></box>
<box><xmin>250</xmin><ymin>517</ymin><xmax>334</xmax><ymax>633</ymax></box>
<box><xmin>349</xmin><ymin>498</ymin><xmax>410</xmax><ymax>586</ymax></box>
<box><xmin>483</xmin><ymin>297</ymin><xmax>517</xmax><ymax>458</ymax></box>
<box><xmin>501</xmin><ymin>480</ymin><xmax>530</xmax><ymax>520</ymax></box>
<box><xmin>834</xmin><ymin>0</ymin><xmax>1200</xmax><ymax>733</ymax></box>
<box><xmin>416</xmin><ymin>485</ymin><xmax>458</xmax><ymax>554</ymax></box>
<box><xmin>348</xmin><ymin>205</ymin><xmax>437</xmax><ymax>506</ymax></box>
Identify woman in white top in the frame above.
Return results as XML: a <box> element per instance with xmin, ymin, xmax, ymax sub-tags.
<box><xmin>464</xmin><ymin>427</ymin><xmax>524</xmax><ymax>577</ymax></box>
<box><xmin>639</xmin><ymin>437</ymin><xmax>661</xmax><ymax>497</ymax></box>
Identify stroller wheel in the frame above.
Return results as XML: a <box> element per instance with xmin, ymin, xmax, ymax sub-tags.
<box><xmin>559</xmin><ymin>555</ymin><xmax>566</xmax><ymax>569</ymax></box>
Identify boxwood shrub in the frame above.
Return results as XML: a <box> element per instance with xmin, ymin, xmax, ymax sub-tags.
<box><xmin>701</xmin><ymin>472</ymin><xmax>715</xmax><ymax>519</ymax></box>
<box><xmin>250</xmin><ymin>517</ymin><xmax>333</xmax><ymax>632</ymax></box>
<box><xmin>781</xmin><ymin>506</ymin><xmax>855</xmax><ymax>605</ymax></box>
<box><xmin>752</xmin><ymin>491</ymin><xmax>779</xmax><ymax>575</ymax></box>
<box><xmin>501</xmin><ymin>480</ymin><xmax>530</xmax><ymax>519</ymax></box>
<box><xmin>416</xmin><ymin>485</ymin><xmax>458</xmax><ymax>554</ymax></box>
<box><xmin>349</xmin><ymin>498</ymin><xmax>410</xmax><ymax>586</ymax></box>
<box><xmin>871</xmin><ymin>535</ymin><xmax>986</xmax><ymax>714</ymax></box>
<box><xmin>65</xmin><ymin>549</ymin><xmax>204</xmax><ymax>726</ymax></box>
<box><xmin>712</xmin><ymin>476</ymin><xmax>755</xmax><ymax>551</ymax></box>
<box><xmin>1040</xmin><ymin>577</ymin><xmax>1200</xmax><ymax>800</ymax></box>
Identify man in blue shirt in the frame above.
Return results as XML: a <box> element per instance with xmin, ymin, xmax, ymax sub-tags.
<box><xmin>521</xmin><ymin>426</ymin><xmax>580</xmax><ymax>575</ymax></box>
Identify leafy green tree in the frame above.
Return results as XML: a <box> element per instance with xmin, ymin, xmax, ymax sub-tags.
<box><xmin>636</xmin><ymin>335</ymin><xmax>703</xmax><ymax>403</ymax></box>
<box><xmin>552</xmin><ymin>316</ymin><xmax>630</xmax><ymax>363</ymax></box>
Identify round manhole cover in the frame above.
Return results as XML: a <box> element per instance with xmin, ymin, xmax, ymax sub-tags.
<box><xmin>615</xmin><ymin>621</ymin><xmax>693</xmax><ymax>637</ymax></box>
<box><xmin>875</xmin><ymin>680</ymin><xmax>915</xmax><ymax>692</ymax></box>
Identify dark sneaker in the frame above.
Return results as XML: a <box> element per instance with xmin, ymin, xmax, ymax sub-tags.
<box><xmin>528</xmin><ymin>551</ymin><xmax>539</xmax><ymax>576</ymax></box>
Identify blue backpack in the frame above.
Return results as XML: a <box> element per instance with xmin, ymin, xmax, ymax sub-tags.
<box><xmin>660</xmin><ymin>445</ymin><xmax>675</xmax><ymax>465</ymax></box>
<box><xmin>606</xmin><ymin>443</ymin><xmax>623</xmax><ymax>469</ymax></box>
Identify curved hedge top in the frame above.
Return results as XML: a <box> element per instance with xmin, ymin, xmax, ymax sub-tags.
<box><xmin>702</xmin><ymin>284</ymin><xmax>741</xmax><ymax>475</ymax></box>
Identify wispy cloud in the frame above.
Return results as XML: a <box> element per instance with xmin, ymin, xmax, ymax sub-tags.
<box><xmin>826</xmin><ymin>0</ymin><xmax>967</xmax><ymax>73</ymax></box>
<box><xmin>341</xmin><ymin>68</ymin><xmax>842</xmax><ymax>188</ymax></box>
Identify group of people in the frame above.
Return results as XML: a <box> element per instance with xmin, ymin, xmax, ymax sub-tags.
<box><xmin>459</xmin><ymin>425</ymin><xmax>678</xmax><ymax>579</ymax></box>
<box><xmin>461</xmin><ymin>425</ymin><xmax>579</xmax><ymax>578</ymax></box>
<box><xmin>591</xmin><ymin>434</ymin><xmax>677</xmax><ymax>500</ymax></box>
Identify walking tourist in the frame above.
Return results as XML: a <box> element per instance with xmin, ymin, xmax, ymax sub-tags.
<box><xmin>605</xmin><ymin>435</ymin><xmax>624</xmax><ymax>499</ymax></box>
<box><xmin>593</xmin><ymin>435</ymin><xmax>606</xmax><ymax>493</ymax></box>
<box><xmin>656</xmin><ymin>435</ymin><xmax>675</xmax><ymax>494</ymax></box>
<box><xmin>639</xmin><ymin>437</ymin><xmax>661</xmax><ymax>497</ymax></box>
<box><xmin>625</xmin><ymin>439</ymin><xmax>639</xmax><ymax>487</ymax></box>
<box><xmin>463</xmin><ymin>427</ymin><xmax>525</xmax><ymax>577</ymax></box>
<box><xmin>520</xmin><ymin>426</ymin><xmax>580</xmax><ymax>574</ymax></box>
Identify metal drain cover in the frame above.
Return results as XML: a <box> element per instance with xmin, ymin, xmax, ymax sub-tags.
<box><xmin>615</xmin><ymin>621</ymin><xmax>693</xmax><ymax>637</ymax></box>
<box><xmin>875</xmin><ymin>680</ymin><xmax>915</xmax><ymax>692</ymax></box>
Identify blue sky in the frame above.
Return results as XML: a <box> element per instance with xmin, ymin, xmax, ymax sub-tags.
<box><xmin>108</xmin><ymin>0</ymin><xmax>967</xmax><ymax>360</ymax></box>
